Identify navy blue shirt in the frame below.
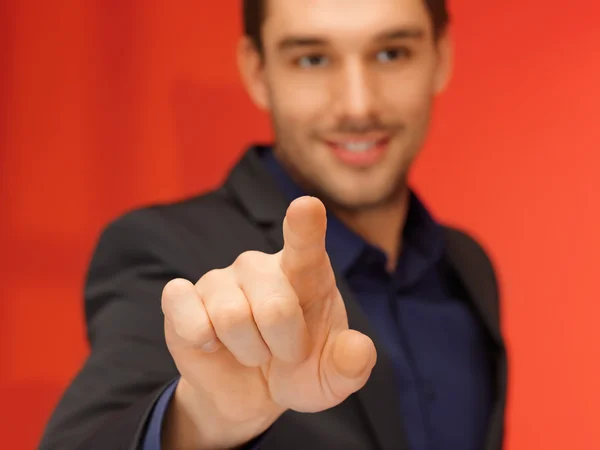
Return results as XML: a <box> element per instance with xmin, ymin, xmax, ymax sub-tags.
<box><xmin>143</xmin><ymin>148</ymin><xmax>494</xmax><ymax>450</ymax></box>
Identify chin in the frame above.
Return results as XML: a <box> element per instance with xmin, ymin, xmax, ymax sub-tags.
<box><xmin>319</xmin><ymin>184</ymin><xmax>400</xmax><ymax>212</ymax></box>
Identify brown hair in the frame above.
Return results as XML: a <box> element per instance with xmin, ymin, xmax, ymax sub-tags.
<box><xmin>243</xmin><ymin>0</ymin><xmax>450</xmax><ymax>51</ymax></box>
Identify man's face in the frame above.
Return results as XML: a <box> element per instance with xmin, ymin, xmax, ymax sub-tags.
<box><xmin>240</xmin><ymin>0</ymin><xmax>452</xmax><ymax>210</ymax></box>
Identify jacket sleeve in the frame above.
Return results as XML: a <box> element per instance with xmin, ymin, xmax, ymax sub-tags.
<box><xmin>38</xmin><ymin>208</ymin><xmax>188</xmax><ymax>450</ymax></box>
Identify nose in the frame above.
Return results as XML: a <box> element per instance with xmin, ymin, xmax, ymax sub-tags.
<box><xmin>334</xmin><ymin>59</ymin><xmax>377</xmax><ymax>120</ymax></box>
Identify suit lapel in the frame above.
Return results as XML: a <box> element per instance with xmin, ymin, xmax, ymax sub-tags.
<box><xmin>443</xmin><ymin>228</ymin><xmax>508</xmax><ymax>450</ymax></box>
<box><xmin>443</xmin><ymin>228</ymin><xmax>503</xmax><ymax>346</ymax></box>
<box><xmin>225</xmin><ymin>146</ymin><xmax>409</xmax><ymax>450</ymax></box>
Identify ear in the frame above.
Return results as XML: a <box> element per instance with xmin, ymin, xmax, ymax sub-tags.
<box><xmin>237</xmin><ymin>36</ymin><xmax>271</xmax><ymax>111</ymax></box>
<box><xmin>432</xmin><ymin>28</ymin><xmax>454</xmax><ymax>94</ymax></box>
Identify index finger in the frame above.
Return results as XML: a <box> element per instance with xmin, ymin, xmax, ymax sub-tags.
<box><xmin>280</xmin><ymin>196</ymin><xmax>334</xmax><ymax>303</ymax></box>
<box><xmin>281</xmin><ymin>196</ymin><xmax>327</xmax><ymax>271</ymax></box>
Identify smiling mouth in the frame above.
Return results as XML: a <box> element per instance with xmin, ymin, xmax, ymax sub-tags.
<box><xmin>335</xmin><ymin>140</ymin><xmax>381</xmax><ymax>152</ymax></box>
<box><xmin>324</xmin><ymin>136</ymin><xmax>391</xmax><ymax>167</ymax></box>
<box><xmin>325</xmin><ymin>133</ymin><xmax>390</xmax><ymax>149</ymax></box>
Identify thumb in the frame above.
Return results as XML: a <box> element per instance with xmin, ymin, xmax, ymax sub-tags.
<box><xmin>324</xmin><ymin>330</ymin><xmax>377</xmax><ymax>400</ymax></box>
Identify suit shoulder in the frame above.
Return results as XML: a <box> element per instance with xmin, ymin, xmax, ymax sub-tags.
<box><xmin>444</xmin><ymin>225</ymin><xmax>494</xmax><ymax>268</ymax></box>
<box><xmin>86</xmin><ymin>190</ymin><xmax>227</xmax><ymax>278</ymax></box>
<box><xmin>92</xmin><ymin>186</ymin><xmax>270</xmax><ymax>279</ymax></box>
<box><xmin>106</xmin><ymin>189</ymin><xmax>228</xmax><ymax>231</ymax></box>
<box><xmin>97</xmin><ymin>189</ymin><xmax>234</xmax><ymax>247</ymax></box>
<box><xmin>84</xmin><ymin>190</ymin><xmax>236</xmax><ymax>321</ymax></box>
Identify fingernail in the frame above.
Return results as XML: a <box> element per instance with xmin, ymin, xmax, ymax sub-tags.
<box><xmin>201</xmin><ymin>340</ymin><xmax>219</xmax><ymax>353</ymax></box>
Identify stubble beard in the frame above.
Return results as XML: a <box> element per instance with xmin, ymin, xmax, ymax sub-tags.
<box><xmin>272</xmin><ymin>134</ymin><xmax>412</xmax><ymax>214</ymax></box>
<box><xmin>269</xmin><ymin>104</ymin><xmax>419</xmax><ymax>214</ymax></box>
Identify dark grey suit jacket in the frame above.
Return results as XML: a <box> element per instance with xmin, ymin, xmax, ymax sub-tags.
<box><xmin>39</xmin><ymin>146</ymin><xmax>508</xmax><ymax>450</ymax></box>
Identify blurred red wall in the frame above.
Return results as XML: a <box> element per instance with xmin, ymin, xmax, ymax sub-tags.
<box><xmin>1</xmin><ymin>1</ymin><xmax>599</xmax><ymax>449</ymax></box>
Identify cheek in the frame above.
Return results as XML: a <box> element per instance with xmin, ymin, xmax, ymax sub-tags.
<box><xmin>379</xmin><ymin>69</ymin><xmax>435</xmax><ymax>118</ymax></box>
<box><xmin>269</xmin><ymin>71</ymin><xmax>331</xmax><ymax>126</ymax></box>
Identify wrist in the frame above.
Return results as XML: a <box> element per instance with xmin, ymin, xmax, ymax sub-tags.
<box><xmin>162</xmin><ymin>377</ymin><xmax>284</xmax><ymax>450</ymax></box>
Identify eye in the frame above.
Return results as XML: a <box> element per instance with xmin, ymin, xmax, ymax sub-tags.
<box><xmin>376</xmin><ymin>47</ymin><xmax>411</xmax><ymax>63</ymax></box>
<box><xmin>296</xmin><ymin>54</ymin><xmax>329</xmax><ymax>68</ymax></box>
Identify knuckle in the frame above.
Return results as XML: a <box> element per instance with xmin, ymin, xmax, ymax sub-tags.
<box><xmin>161</xmin><ymin>278</ymin><xmax>191</xmax><ymax>315</ymax></box>
<box><xmin>212</xmin><ymin>300</ymin><xmax>251</xmax><ymax>332</ymax></box>
<box><xmin>256</xmin><ymin>294</ymin><xmax>298</xmax><ymax>327</ymax></box>
<box><xmin>162</xmin><ymin>278</ymin><xmax>190</xmax><ymax>299</ymax></box>
<box><xmin>234</xmin><ymin>250</ymin><xmax>268</xmax><ymax>271</ymax></box>
<box><xmin>198</xmin><ymin>268</ymin><xmax>229</xmax><ymax>290</ymax></box>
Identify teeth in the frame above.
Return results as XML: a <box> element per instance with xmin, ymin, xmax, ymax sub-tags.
<box><xmin>340</xmin><ymin>141</ymin><xmax>376</xmax><ymax>152</ymax></box>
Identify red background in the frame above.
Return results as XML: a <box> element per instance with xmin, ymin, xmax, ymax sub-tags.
<box><xmin>1</xmin><ymin>1</ymin><xmax>599</xmax><ymax>449</ymax></box>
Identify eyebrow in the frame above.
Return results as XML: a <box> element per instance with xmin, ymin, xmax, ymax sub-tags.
<box><xmin>375</xmin><ymin>27</ymin><xmax>425</xmax><ymax>41</ymax></box>
<box><xmin>277</xmin><ymin>37</ymin><xmax>328</xmax><ymax>52</ymax></box>
<box><xmin>277</xmin><ymin>26</ymin><xmax>426</xmax><ymax>52</ymax></box>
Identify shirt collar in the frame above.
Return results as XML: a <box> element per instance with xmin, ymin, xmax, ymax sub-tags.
<box><xmin>260</xmin><ymin>146</ymin><xmax>445</xmax><ymax>283</ymax></box>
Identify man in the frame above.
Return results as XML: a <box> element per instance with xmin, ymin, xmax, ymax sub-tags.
<box><xmin>39</xmin><ymin>0</ymin><xmax>508</xmax><ymax>449</ymax></box>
